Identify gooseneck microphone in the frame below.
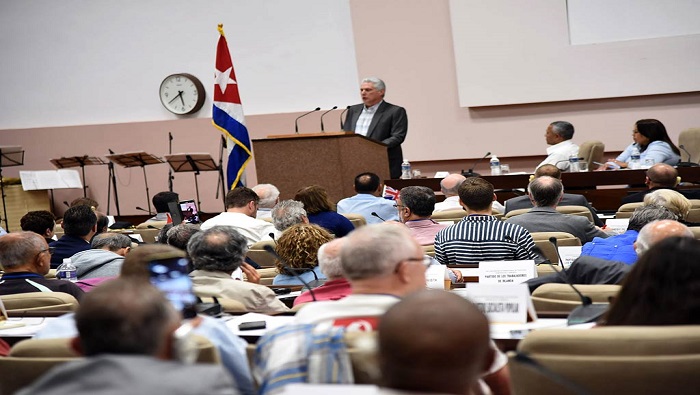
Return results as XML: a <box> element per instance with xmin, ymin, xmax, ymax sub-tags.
<box><xmin>503</xmin><ymin>235</ymin><xmax>542</xmax><ymax>263</ymax></box>
<box><xmin>262</xmin><ymin>245</ymin><xmax>319</xmax><ymax>301</ymax></box>
<box><xmin>677</xmin><ymin>144</ymin><xmax>699</xmax><ymax>167</ymax></box>
<box><xmin>135</xmin><ymin>206</ymin><xmax>154</xmax><ymax>215</ymax></box>
<box><xmin>294</xmin><ymin>107</ymin><xmax>321</xmax><ymax>134</ymax></box>
<box><xmin>544</xmin><ymin>240</ymin><xmax>609</xmax><ymax>325</ymax></box>
<box><xmin>339</xmin><ymin>105</ymin><xmax>351</xmax><ymax>129</ymax></box>
<box><xmin>320</xmin><ymin>106</ymin><xmax>338</xmax><ymax>132</ymax></box>
<box><xmin>462</xmin><ymin>152</ymin><xmax>491</xmax><ymax>177</ymax></box>
<box><xmin>370</xmin><ymin>212</ymin><xmax>386</xmax><ymax>222</ymax></box>
<box><xmin>268</xmin><ymin>233</ymin><xmax>277</xmax><ymax>244</ymax></box>
<box><xmin>62</xmin><ymin>201</ymin><xmax>70</xmax><ymax>208</ymax></box>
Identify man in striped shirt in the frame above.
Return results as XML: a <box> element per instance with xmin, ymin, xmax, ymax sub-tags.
<box><xmin>434</xmin><ymin>177</ymin><xmax>536</xmax><ymax>265</ymax></box>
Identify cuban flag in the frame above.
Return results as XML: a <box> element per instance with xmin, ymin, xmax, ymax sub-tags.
<box><xmin>212</xmin><ymin>24</ymin><xmax>251</xmax><ymax>189</ymax></box>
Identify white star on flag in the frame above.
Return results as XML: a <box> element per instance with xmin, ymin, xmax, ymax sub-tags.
<box><xmin>214</xmin><ymin>66</ymin><xmax>237</xmax><ymax>94</ymax></box>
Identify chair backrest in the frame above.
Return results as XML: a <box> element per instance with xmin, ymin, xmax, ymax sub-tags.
<box><xmin>0</xmin><ymin>357</ymin><xmax>75</xmax><ymax>395</ymax></box>
<box><xmin>509</xmin><ymin>325</ymin><xmax>700</xmax><ymax>394</ymax></box>
<box><xmin>687</xmin><ymin>199</ymin><xmax>700</xmax><ymax>223</ymax></box>
<box><xmin>246</xmin><ymin>240</ymin><xmax>277</xmax><ymax>268</ymax></box>
<box><xmin>615</xmin><ymin>202</ymin><xmax>643</xmax><ymax>218</ymax></box>
<box><xmin>678</xmin><ymin>127</ymin><xmax>700</xmax><ymax>163</ymax></box>
<box><xmin>578</xmin><ymin>140</ymin><xmax>605</xmax><ymax>169</ymax></box>
<box><xmin>531</xmin><ymin>283</ymin><xmax>620</xmax><ymax>313</ymax></box>
<box><xmin>688</xmin><ymin>226</ymin><xmax>700</xmax><ymax>240</ymax></box>
<box><xmin>422</xmin><ymin>244</ymin><xmax>435</xmax><ymax>257</ymax></box>
<box><xmin>1</xmin><ymin>292</ymin><xmax>79</xmax><ymax>317</ymax></box>
<box><xmin>505</xmin><ymin>206</ymin><xmax>593</xmax><ymax>223</ymax></box>
<box><xmin>197</xmin><ymin>296</ymin><xmax>248</xmax><ymax>313</ymax></box>
<box><xmin>430</xmin><ymin>209</ymin><xmax>467</xmax><ymax>223</ymax></box>
<box><xmin>340</xmin><ymin>213</ymin><xmax>367</xmax><ymax>228</ymax></box>
<box><xmin>131</xmin><ymin>228</ymin><xmax>160</xmax><ymax>244</ymax></box>
<box><xmin>531</xmin><ymin>232</ymin><xmax>581</xmax><ymax>264</ymax></box>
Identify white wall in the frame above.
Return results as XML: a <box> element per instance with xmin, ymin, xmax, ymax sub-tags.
<box><xmin>0</xmin><ymin>0</ymin><xmax>359</xmax><ymax>129</ymax></box>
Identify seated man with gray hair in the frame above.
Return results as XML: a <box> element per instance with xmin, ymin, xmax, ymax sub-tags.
<box><xmin>536</xmin><ymin>120</ymin><xmax>578</xmax><ymax>171</ymax></box>
<box><xmin>188</xmin><ymin>226</ymin><xmax>289</xmax><ymax>314</ymax></box>
<box><xmin>252</xmin><ymin>184</ymin><xmax>280</xmax><ymax>219</ymax></box>
<box><xmin>292</xmin><ymin>238</ymin><xmax>351</xmax><ymax>306</ymax></box>
<box><xmin>71</xmin><ymin>232</ymin><xmax>132</xmax><ymax>279</ymax></box>
<box><xmin>18</xmin><ymin>279</ymin><xmax>237</xmax><ymax>395</ymax></box>
<box><xmin>270</xmin><ymin>199</ymin><xmax>308</xmax><ymax>233</ymax></box>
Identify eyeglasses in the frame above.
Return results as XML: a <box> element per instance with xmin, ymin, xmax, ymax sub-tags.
<box><xmin>395</xmin><ymin>255</ymin><xmax>432</xmax><ymax>273</ymax></box>
<box><xmin>35</xmin><ymin>247</ymin><xmax>55</xmax><ymax>260</ymax></box>
<box><xmin>393</xmin><ymin>204</ymin><xmax>406</xmax><ymax>209</ymax></box>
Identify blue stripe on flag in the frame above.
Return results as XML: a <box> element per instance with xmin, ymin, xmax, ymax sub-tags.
<box><xmin>213</xmin><ymin>105</ymin><xmax>252</xmax><ymax>189</ymax></box>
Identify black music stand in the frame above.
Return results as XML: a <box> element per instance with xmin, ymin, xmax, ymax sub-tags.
<box><xmin>165</xmin><ymin>153</ymin><xmax>218</xmax><ymax>211</ymax></box>
<box><xmin>106</xmin><ymin>151</ymin><xmax>164</xmax><ymax>215</ymax></box>
<box><xmin>50</xmin><ymin>156</ymin><xmax>105</xmax><ymax>197</ymax></box>
<box><xmin>0</xmin><ymin>146</ymin><xmax>25</xmax><ymax>232</ymax></box>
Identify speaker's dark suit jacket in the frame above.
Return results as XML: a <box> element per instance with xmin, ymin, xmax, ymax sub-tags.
<box><xmin>342</xmin><ymin>101</ymin><xmax>407</xmax><ymax>179</ymax></box>
<box><xmin>504</xmin><ymin>193</ymin><xmax>604</xmax><ymax>227</ymax></box>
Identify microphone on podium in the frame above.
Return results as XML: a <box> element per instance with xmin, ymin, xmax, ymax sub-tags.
<box><xmin>339</xmin><ymin>105</ymin><xmax>351</xmax><ymax>129</ymax></box>
<box><xmin>135</xmin><ymin>206</ymin><xmax>154</xmax><ymax>215</ymax></box>
<box><xmin>320</xmin><ymin>106</ymin><xmax>338</xmax><ymax>132</ymax></box>
<box><xmin>62</xmin><ymin>201</ymin><xmax>70</xmax><ymax>208</ymax></box>
<box><xmin>462</xmin><ymin>152</ymin><xmax>491</xmax><ymax>177</ymax></box>
<box><xmin>295</xmin><ymin>107</ymin><xmax>321</xmax><ymax>134</ymax></box>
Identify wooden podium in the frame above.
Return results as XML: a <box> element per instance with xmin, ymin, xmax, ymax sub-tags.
<box><xmin>252</xmin><ymin>132</ymin><xmax>389</xmax><ymax>202</ymax></box>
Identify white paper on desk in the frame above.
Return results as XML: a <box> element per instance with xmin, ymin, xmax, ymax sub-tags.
<box><xmin>20</xmin><ymin>169</ymin><xmax>82</xmax><ymax>190</ymax></box>
<box><xmin>433</xmin><ymin>171</ymin><xmax>450</xmax><ymax>179</ymax></box>
<box><xmin>604</xmin><ymin>218</ymin><xmax>629</xmax><ymax>236</ymax></box>
<box><xmin>558</xmin><ymin>246</ymin><xmax>582</xmax><ymax>269</ymax></box>
<box><xmin>461</xmin><ymin>283</ymin><xmax>532</xmax><ymax>324</ymax></box>
<box><xmin>479</xmin><ymin>260</ymin><xmax>536</xmax><ymax>284</ymax></box>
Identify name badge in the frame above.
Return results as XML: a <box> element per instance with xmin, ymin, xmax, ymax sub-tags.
<box><xmin>425</xmin><ymin>264</ymin><xmax>449</xmax><ymax>290</ymax></box>
<box><xmin>557</xmin><ymin>246</ymin><xmax>582</xmax><ymax>269</ymax></box>
<box><xmin>478</xmin><ymin>260</ymin><xmax>536</xmax><ymax>284</ymax></box>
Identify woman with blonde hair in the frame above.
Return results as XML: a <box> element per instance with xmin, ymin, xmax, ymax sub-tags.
<box><xmin>272</xmin><ymin>223</ymin><xmax>334</xmax><ymax>286</ymax></box>
<box><xmin>643</xmin><ymin>189</ymin><xmax>691</xmax><ymax>221</ymax></box>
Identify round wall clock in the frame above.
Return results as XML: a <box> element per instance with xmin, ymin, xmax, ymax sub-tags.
<box><xmin>159</xmin><ymin>73</ymin><xmax>206</xmax><ymax>115</ymax></box>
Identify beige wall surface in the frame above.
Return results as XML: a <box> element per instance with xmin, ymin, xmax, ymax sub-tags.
<box><xmin>1</xmin><ymin>0</ymin><xmax>699</xmax><ymax>219</ymax></box>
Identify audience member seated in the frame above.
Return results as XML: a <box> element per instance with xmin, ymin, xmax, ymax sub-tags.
<box><xmin>34</xmin><ymin>244</ymin><xmax>254</xmax><ymax>394</ymax></box>
<box><xmin>337</xmin><ymin>172</ymin><xmax>398</xmax><ymax>224</ymax></box>
<box><xmin>165</xmin><ymin>223</ymin><xmax>201</xmax><ymax>254</ymax></box>
<box><xmin>295</xmin><ymin>185</ymin><xmax>354</xmax><ymax>237</ymax></box>
<box><xmin>270</xmin><ymin>200</ymin><xmax>309</xmax><ymax>233</ymax></box>
<box><xmin>20</xmin><ymin>210</ymin><xmax>57</xmax><ymax>245</ymax></box>
<box><xmin>505</xmin><ymin>176</ymin><xmax>608</xmax><ymax>244</ymax></box>
<box><xmin>49</xmin><ymin>205</ymin><xmax>97</xmax><ymax>268</ymax></box>
<box><xmin>136</xmin><ymin>191</ymin><xmax>179</xmax><ymax>229</ymax></box>
<box><xmin>17</xmin><ymin>279</ymin><xmax>237</xmax><ymax>395</ymax></box>
<box><xmin>0</xmin><ymin>232</ymin><xmax>84</xmax><ymax>301</ymax></box>
<box><xmin>378</xmin><ymin>290</ymin><xmax>497</xmax><ymax>395</ymax></box>
<box><xmin>188</xmin><ymin>226</ymin><xmax>288</xmax><ymax>314</ymax></box>
<box><xmin>433</xmin><ymin>174</ymin><xmax>466</xmax><ymax>212</ymax></box>
<box><xmin>252</xmin><ymin>183</ymin><xmax>280</xmax><ymax>219</ymax></box>
<box><xmin>601</xmin><ymin>236</ymin><xmax>699</xmax><ymax>326</ymax></box>
<box><xmin>398</xmin><ymin>185</ymin><xmax>448</xmax><ymax>245</ymax></box>
<box><xmin>581</xmin><ymin>205</ymin><xmax>677</xmax><ymax>264</ymax></box>
<box><xmin>71</xmin><ymin>233</ymin><xmax>132</xmax><ymax>279</ymax></box>
<box><xmin>258</xmin><ymin>223</ymin><xmax>510</xmax><ymax>394</ymax></box>
<box><xmin>528</xmin><ymin>219</ymin><xmax>693</xmax><ymax>291</ymax></box>
<box><xmin>156</xmin><ymin>223</ymin><xmax>174</xmax><ymax>244</ymax></box>
<box><xmin>273</xmin><ymin>223</ymin><xmax>332</xmax><ymax>286</ymax></box>
<box><xmin>504</xmin><ymin>164</ymin><xmax>603</xmax><ymax>226</ymax></box>
<box><xmin>602</xmin><ymin>119</ymin><xmax>681</xmax><ymax>169</ymax></box>
<box><xmin>536</xmin><ymin>120</ymin><xmax>579</xmax><ymax>171</ymax></box>
<box><xmin>435</xmin><ymin>177</ymin><xmax>536</xmax><ymax>265</ymax></box>
<box><xmin>620</xmin><ymin>163</ymin><xmax>698</xmax><ymax>204</ymax></box>
<box><xmin>293</xmin><ymin>238</ymin><xmax>352</xmax><ymax>306</ymax></box>
<box><xmin>643</xmin><ymin>188</ymin><xmax>696</xmax><ymax>225</ymax></box>
<box><xmin>200</xmin><ymin>187</ymin><xmax>277</xmax><ymax>247</ymax></box>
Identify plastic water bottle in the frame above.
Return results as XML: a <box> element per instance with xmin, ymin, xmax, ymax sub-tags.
<box><xmin>629</xmin><ymin>147</ymin><xmax>641</xmax><ymax>170</ymax></box>
<box><xmin>568</xmin><ymin>153</ymin><xmax>580</xmax><ymax>172</ymax></box>
<box><xmin>57</xmin><ymin>258</ymin><xmax>78</xmax><ymax>283</ymax></box>
<box><xmin>490</xmin><ymin>155</ymin><xmax>501</xmax><ymax>175</ymax></box>
<box><xmin>401</xmin><ymin>160</ymin><xmax>412</xmax><ymax>179</ymax></box>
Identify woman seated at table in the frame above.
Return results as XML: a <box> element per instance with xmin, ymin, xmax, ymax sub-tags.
<box><xmin>294</xmin><ymin>185</ymin><xmax>355</xmax><ymax>237</ymax></box>
<box><xmin>272</xmin><ymin>223</ymin><xmax>333</xmax><ymax>286</ymax></box>
<box><xmin>600</xmin><ymin>236</ymin><xmax>700</xmax><ymax>325</ymax></box>
<box><xmin>600</xmin><ymin>119</ymin><xmax>681</xmax><ymax>169</ymax></box>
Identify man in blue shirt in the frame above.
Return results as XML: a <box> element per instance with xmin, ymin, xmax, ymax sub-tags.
<box><xmin>336</xmin><ymin>172</ymin><xmax>398</xmax><ymax>224</ymax></box>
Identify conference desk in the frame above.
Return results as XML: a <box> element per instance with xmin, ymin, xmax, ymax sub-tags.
<box><xmin>385</xmin><ymin>167</ymin><xmax>700</xmax><ymax>211</ymax></box>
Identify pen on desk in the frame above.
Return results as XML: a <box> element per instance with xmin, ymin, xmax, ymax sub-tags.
<box><xmin>592</xmin><ymin>161</ymin><xmax>605</xmax><ymax>166</ymax></box>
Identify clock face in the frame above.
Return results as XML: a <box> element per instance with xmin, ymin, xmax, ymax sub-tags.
<box><xmin>159</xmin><ymin>73</ymin><xmax>206</xmax><ymax>115</ymax></box>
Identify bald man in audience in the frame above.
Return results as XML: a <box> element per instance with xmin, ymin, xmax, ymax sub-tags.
<box><xmin>293</xmin><ymin>238</ymin><xmax>352</xmax><ymax>306</ymax></box>
<box><xmin>621</xmin><ymin>163</ymin><xmax>700</xmax><ymax>204</ymax></box>
<box><xmin>378</xmin><ymin>290</ymin><xmax>496</xmax><ymax>395</ymax></box>
<box><xmin>528</xmin><ymin>219</ymin><xmax>694</xmax><ymax>291</ymax></box>
<box><xmin>0</xmin><ymin>232</ymin><xmax>84</xmax><ymax>301</ymax></box>
<box><xmin>252</xmin><ymin>183</ymin><xmax>280</xmax><ymax>219</ymax></box>
<box><xmin>504</xmin><ymin>164</ymin><xmax>603</xmax><ymax>226</ymax></box>
<box><xmin>434</xmin><ymin>173</ymin><xmax>504</xmax><ymax>214</ymax></box>
<box><xmin>18</xmin><ymin>279</ymin><xmax>237</xmax><ymax>395</ymax></box>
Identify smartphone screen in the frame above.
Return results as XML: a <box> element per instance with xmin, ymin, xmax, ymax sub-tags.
<box><xmin>149</xmin><ymin>257</ymin><xmax>197</xmax><ymax>319</ymax></box>
<box><xmin>179</xmin><ymin>200</ymin><xmax>200</xmax><ymax>224</ymax></box>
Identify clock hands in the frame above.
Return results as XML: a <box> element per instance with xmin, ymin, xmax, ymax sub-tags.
<box><xmin>168</xmin><ymin>91</ymin><xmax>184</xmax><ymax>104</ymax></box>
<box><xmin>179</xmin><ymin>91</ymin><xmax>185</xmax><ymax>106</ymax></box>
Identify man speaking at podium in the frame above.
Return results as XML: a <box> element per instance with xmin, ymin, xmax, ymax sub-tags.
<box><xmin>342</xmin><ymin>77</ymin><xmax>408</xmax><ymax>179</ymax></box>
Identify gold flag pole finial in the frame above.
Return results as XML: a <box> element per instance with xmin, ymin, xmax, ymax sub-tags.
<box><xmin>217</xmin><ymin>24</ymin><xmax>225</xmax><ymax>36</ymax></box>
